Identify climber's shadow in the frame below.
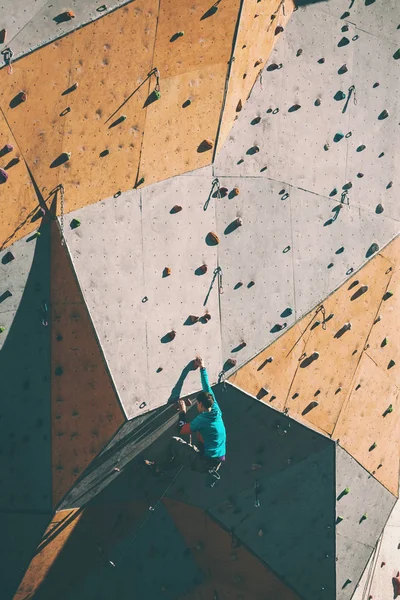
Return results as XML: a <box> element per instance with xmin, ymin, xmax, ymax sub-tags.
<box><xmin>168</xmin><ymin>361</ymin><xmax>198</xmax><ymax>403</ymax></box>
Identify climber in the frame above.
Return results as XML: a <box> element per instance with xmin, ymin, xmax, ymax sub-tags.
<box><xmin>145</xmin><ymin>356</ymin><xmax>226</xmax><ymax>474</ymax></box>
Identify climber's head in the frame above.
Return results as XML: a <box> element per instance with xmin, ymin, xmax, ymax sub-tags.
<box><xmin>196</xmin><ymin>391</ymin><xmax>214</xmax><ymax>413</ymax></box>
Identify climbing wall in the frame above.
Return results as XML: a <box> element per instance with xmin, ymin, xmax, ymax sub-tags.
<box><xmin>50</xmin><ymin>220</ymin><xmax>125</xmax><ymax>507</ymax></box>
<box><xmin>230</xmin><ymin>236</ymin><xmax>400</xmax><ymax>494</ymax></box>
<box><xmin>62</xmin><ymin>180</ymin><xmax>223</xmax><ymax>419</ymax></box>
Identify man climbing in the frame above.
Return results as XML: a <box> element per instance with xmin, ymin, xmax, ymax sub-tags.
<box><xmin>145</xmin><ymin>357</ymin><xmax>226</xmax><ymax>474</ymax></box>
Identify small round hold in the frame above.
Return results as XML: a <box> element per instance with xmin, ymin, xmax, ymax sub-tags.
<box><xmin>315</xmin><ymin>98</ymin><xmax>321</xmax><ymax>107</ymax></box>
<box><xmin>318</xmin><ymin>57</ymin><xmax>325</xmax><ymax>64</ymax></box>
<box><xmin>156</xmin><ymin>367</ymin><xmax>163</xmax><ymax>373</ymax></box>
<box><xmin>373</xmin><ymin>82</ymin><xmax>380</xmax><ymax>88</ymax></box>
<box><xmin>345</xmin><ymin>132</ymin><xmax>352</xmax><ymax>138</ymax></box>
<box><xmin>324</xmin><ymin>144</ymin><xmax>330</xmax><ymax>151</ymax></box>
<box><xmin>375</xmin><ymin>203</ymin><xmax>384</xmax><ymax>214</ymax></box>
<box><xmin>357</xmin><ymin>173</ymin><xmax>364</xmax><ymax>178</ymax></box>
<box><xmin>296</xmin><ymin>49</ymin><xmax>303</xmax><ymax>57</ymax></box>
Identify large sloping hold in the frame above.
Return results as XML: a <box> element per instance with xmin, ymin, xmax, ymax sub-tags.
<box><xmin>229</xmin><ymin>236</ymin><xmax>400</xmax><ymax>494</ymax></box>
<box><xmin>50</xmin><ymin>220</ymin><xmax>125</xmax><ymax>507</ymax></box>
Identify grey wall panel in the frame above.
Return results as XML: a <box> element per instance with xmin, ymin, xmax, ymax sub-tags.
<box><xmin>64</xmin><ymin>178</ymin><xmax>222</xmax><ymax>420</ymax></box>
<box><xmin>63</xmin><ymin>191</ymin><xmax>148</xmax><ymax>419</ymax></box>
<box><xmin>290</xmin><ymin>187</ymin><xmax>398</xmax><ymax>319</ymax></box>
<box><xmin>0</xmin><ymin>0</ymin><xmax>135</xmax><ymax>63</ymax></box>
<box><xmin>214</xmin><ymin>9</ymin><xmax>355</xmax><ymax>201</ymax></box>
<box><xmin>215</xmin><ymin>177</ymin><xmax>295</xmax><ymax>363</ymax></box>
<box><xmin>335</xmin><ymin>446</ymin><xmax>396</xmax><ymax>599</ymax></box>
<box><xmin>345</xmin><ymin>34</ymin><xmax>400</xmax><ymax>222</ymax></box>
<box><xmin>140</xmin><ymin>176</ymin><xmax>222</xmax><ymax>402</ymax></box>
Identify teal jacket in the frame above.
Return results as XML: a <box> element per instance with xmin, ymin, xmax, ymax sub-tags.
<box><xmin>189</xmin><ymin>367</ymin><xmax>226</xmax><ymax>458</ymax></box>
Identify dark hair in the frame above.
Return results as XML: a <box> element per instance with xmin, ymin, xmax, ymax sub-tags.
<box><xmin>197</xmin><ymin>391</ymin><xmax>214</xmax><ymax>410</ymax></box>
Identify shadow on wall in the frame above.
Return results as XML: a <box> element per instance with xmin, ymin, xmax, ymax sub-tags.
<box><xmin>0</xmin><ymin>215</ymin><xmax>52</xmax><ymax>598</ymax></box>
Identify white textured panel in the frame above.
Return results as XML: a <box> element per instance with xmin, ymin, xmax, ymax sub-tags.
<box><xmin>63</xmin><ymin>190</ymin><xmax>149</xmax><ymax>419</ymax></box>
<box><xmin>215</xmin><ymin>177</ymin><xmax>295</xmax><ymax>363</ymax></box>
<box><xmin>140</xmin><ymin>176</ymin><xmax>222</xmax><ymax>400</ymax></box>
<box><xmin>290</xmin><ymin>187</ymin><xmax>399</xmax><ymax>319</ymax></box>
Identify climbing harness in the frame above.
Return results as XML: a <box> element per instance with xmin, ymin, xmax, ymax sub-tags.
<box><xmin>1</xmin><ymin>47</ymin><xmax>13</xmax><ymax>74</ymax></box>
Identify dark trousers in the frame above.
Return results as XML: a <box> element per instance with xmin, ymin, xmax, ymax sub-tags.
<box><xmin>168</xmin><ymin>436</ymin><xmax>220</xmax><ymax>473</ymax></box>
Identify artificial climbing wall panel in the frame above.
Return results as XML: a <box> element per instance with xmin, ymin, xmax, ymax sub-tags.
<box><xmin>284</xmin><ymin>252</ymin><xmax>393</xmax><ymax>435</ymax></box>
<box><xmin>333</xmin><ymin>354</ymin><xmax>399</xmax><ymax>496</ymax></box>
<box><xmin>0</xmin><ymin>222</ymin><xmax>52</xmax><ymax>511</ymax></box>
<box><xmin>14</xmin><ymin>509</ymin><xmax>81</xmax><ymax>600</ymax></box>
<box><xmin>1</xmin><ymin>0</ymin><xmax>137</xmax><ymax>61</ymax></box>
<box><xmin>214</xmin><ymin>3</ymin><xmax>400</xmax><ymax>222</ymax></box>
<box><xmin>0</xmin><ymin>1</ymin><xmax>158</xmax><ymax>217</ymax></box>
<box><xmin>335</xmin><ymin>446</ymin><xmax>397</xmax><ymax>600</ymax></box>
<box><xmin>164</xmin><ymin>498</ymin><xmax>302</xmax><ymax>600</ymax></box>
<box><xmin>51</xmin><ymin>220</ymin><xmax>125</xmax><ymax>507</ymax></box>
<box><xmin>138</xmin><ymin>64</ymin><xmax>226</xmax><ymax>186</ymax></box>
<box><xmin>216</xmin><ymin>0</ymin><xmax>294</xmax><ymax>153</ymax></box>
<box><xmin>216</xmin><ymin>176</ymin><xmax>398</xmax><ymax>367</ymax></box>
<box><xmin>63</xmin><ymin>179</ymin><xmax>222</xmax><ymax>419</ymax></box>
<box><xmin>229</xmin><ymin>236</ymin><xmax>399</xmax><ymax>461</ymax></box>
<box><xmin>0</xmin><ymin>111</ymin><xmax>38</xmax><ymax>250</ymax></box>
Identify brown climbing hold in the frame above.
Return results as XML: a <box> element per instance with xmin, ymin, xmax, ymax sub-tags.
<box><xmin>66</xmin><ymin>10</ymin><xmax>76</xmax><ymax>19</ymax></box>
<box><xmin>226</xmin><ymin>358</ymin><xmax>237</xmax><ymax>368</ymax></box>
<box><xmin>198</xmin><ymin>264</ymin><xmax>207</xmax><ymax>274</ymax></box>
<box><xmin>203</xmin><ymin>313</ymin><xmax>211</xmax><ymax>322</ymax></box>
<box><xmin>254</xmin><ymin>58</ymin><xmax>263</xmax><ymax>67</ymax></box>
<box><xmin>232</xmin><ymin>187</ymin><xmax>240</xmax><ymax>196</ymax></box>
<box><xmin>296</xmin><ymin>49</ymin><xmax>303</xmax><ymax>57</ymax></box>
<box><xmin>198</xmin><ymin>139</ymin><xmax>214</xmax><ymax>151</ymax></box>
<box><xmin>187</xmin><ymin>315</ymin><xmax>199</xmax><ymax>324</ymax></box>
<box><xmin>233</xmin><ymin>217</ymin><xmax>243</xmax><ymax>227</ymax></box>
<box><xmin>171</xmin><ymin>205</ymin><xmax>182</xmax><ymax>213</ymax></box>
<box><xmin>163</xmin><ymin>267</ymin><xmax>171</xmax><ymax>277</ymax></box>
<box><xmin>275</xmin><ymin>25</ymin><xmax>284</xmax><ymax>35</ymax></box>
<box><xmin>167</xmin><ymin>330</ymin><xmax>176</xmax><ymax>341</ymax></box>
<box><xmin>236</xmin><ymin>99</ymin><xmax>243</xmax><ymax>112</ymax></box>
<box><xmin>207</xmin><ymin>231</ymin><xmax>220</xmax><ymax>245</ymax></box>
